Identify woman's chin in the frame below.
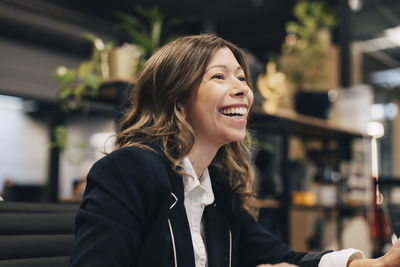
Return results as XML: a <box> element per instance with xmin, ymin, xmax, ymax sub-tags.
<box><xmin>224</xmin><ymin>132</ymin><xmax>246</xmax><ymax>144</ymax></box>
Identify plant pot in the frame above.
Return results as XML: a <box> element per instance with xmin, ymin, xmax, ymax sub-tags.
<box><xmin>294</xmin><ymin>90</ymin><xmax>331</xmax><ymax>119</ymax></box>
<box><xmin>101</xmin><ymin>46</ymin><xmax>140</xmax><ymax>82</ymax></box>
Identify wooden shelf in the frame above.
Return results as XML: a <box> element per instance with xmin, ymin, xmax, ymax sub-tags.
<box><xmin>255</xmin><ymin>198</ymin><xmax>281</xmax><ymax>208</ymax></box>
<box><xmin>290</xmin><ymin>204</ymin><xmax>367</xmax><ymax>211</ymax></box>
<box><xmin>291</xmin><ymin>205</ymin><xmax>337</xmax><ymax>211</ymax></box>
<box><xmin>249</xmin><ymin>106</ymin><xmax>367</xmax><ymax>140</ymax></box>
<box><xmin>97</xmin><ymin>81</ymin><xmax>134</xmax><ymax>104</ymax></box>
<box><xmin>249</xmin><ymin>106</ymin><xmax>369</xmax><ymax>245</ymax></box>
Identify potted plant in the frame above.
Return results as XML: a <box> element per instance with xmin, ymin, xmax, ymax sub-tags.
<box><xmin>279</xmin><ymin>0</ymin><xmax>337</xmax><ymax>119</ymax></box>
<box><xmin>52</xmin><ymin>33</ymin><xmax>141</xmax><ymax>152</ymax></box>
<box><xmin>52</xmin><ymin>5</ymin><xmax>187</xmax><ymax>152</ymax></box>
<box><xmin>53</xmin><ymin>33</ymin><xmax>112</xmax><ymax>113</ymax></box>
<box><xmin>116</xmin><ymin>5</ymin><xmax>187</xmax><ymax>69</ymax></box>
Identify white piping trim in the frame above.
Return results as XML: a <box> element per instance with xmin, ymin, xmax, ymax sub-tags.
<box><xmin>229</xmin><ymin>230</ymin><xmax>232</xmax><ymax>267</ymax></box>
<box><xmin>170</xmin><ymin>193</ymin><xmax>178</xmax><ymax>210</ymax></box>
<box><xmin>168</xmin><ymin>219</ymin><xmax>178</xmax><ymax>267</ymax></box>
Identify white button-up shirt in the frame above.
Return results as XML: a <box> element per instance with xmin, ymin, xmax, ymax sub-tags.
<box><xmin>181</xmin><ymin>157</ymin><xmax>364</xmax><ymax>267</ymax></box>
<box><xmin>182</xmin><ymin>157</ymin><xmax>214</xmax><ymax>267</ymax></box>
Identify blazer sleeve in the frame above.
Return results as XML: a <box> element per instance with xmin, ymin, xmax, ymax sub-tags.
<box><xmin>69</xmin><ymin>147</ymin><xmax>171</xmax><ymax>267</ymax></box>
<box><xmin>238</xmin><ymin>210</ymin><xmax>332</xmax><ymax>267</ymax></box>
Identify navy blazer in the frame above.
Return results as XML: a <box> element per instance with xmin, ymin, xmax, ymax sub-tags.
<box><xmin>69</xmin><ymin>146</ymin><xmax>329</xmax><ymax>267</ymax></box>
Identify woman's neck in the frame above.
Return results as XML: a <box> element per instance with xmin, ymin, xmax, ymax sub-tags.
<box><xmin>187</xmin><ymin>142</ymin><xmax>219</xmax><ymax>179</ymax></box>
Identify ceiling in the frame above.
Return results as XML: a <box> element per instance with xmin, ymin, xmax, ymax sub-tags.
<box><xmin>2</xmin><ymin>0</ymin><xmax>400</xmax><ymax>60</ymax></box>
<box><xmin>0</xmin><ymin>0</ymin><xmax>301</xmax><ymax>60</ymax></box>
<box><xmin>1</xmin><ymin>0</ymin><xmax>400</xmax><ymax>86</ymax></box>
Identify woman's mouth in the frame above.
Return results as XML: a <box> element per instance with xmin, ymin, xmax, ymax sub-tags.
<box><xmin>218</xmin><ymin>106</ymin><xmax>248</xmax><ymax>119</ymax></box>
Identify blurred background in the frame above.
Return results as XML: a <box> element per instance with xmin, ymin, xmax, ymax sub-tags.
<box><xmin>1</xmin><ymin>0</ymin><xmax>400</xmax><ymax>258</ymax></box>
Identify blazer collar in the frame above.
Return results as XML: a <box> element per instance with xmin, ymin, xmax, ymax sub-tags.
<box><xmin>167</xmin><ymin>167</ymin><xmax>196</xmax><ymax>267</ymax></box>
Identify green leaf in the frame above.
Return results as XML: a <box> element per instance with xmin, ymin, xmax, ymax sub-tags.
<box><xmin>128</xmin><ymin>30</ymin><xmax>153</xmax><ymax>52</ymax></box>
<box><xmin>77</xmin><ymin>61</ymin><xmax>93</xmax><ymax>79</ymax></box>
<box><xmin>51</xmin><ymin>126</ymin><xmax>68</xmax><ymax>152</ymax></box>
<box><xmin>151</xmin><ymin>18</ymin><xmax>163</xmax><ymax>51</ymax></box>
<box><xmin>116</xmin><ymin>5</ymin><xmax>189</xmax><ymax>62</ymax></box>
<box><xmin>83</xmin><ymin>32</ymin><xmax>98</xmax><ymax>43</ymax></box>
<box><xmin>53</xmin><ymin>68</ymin><xmax>76</xmax><ymax>86</ymax></box>
<box><xmin>116</xmin><ymin>13</ymin><xmax>147</xmax><ymax>34</ymax></box>
<box><xmin>73</xmin><ymin>84</ymin><xmax>86</xmax><ymax>99</ymax></box>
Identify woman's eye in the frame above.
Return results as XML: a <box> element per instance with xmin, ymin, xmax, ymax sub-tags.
<box><xmin>238</xmin><ymin>76</ymin><xmax>246</xmax><ymax>81</ymax></box>
<box><xmin>212</xmin><ymin>74</ymin><xmax>224</xmax><ymax>80</ymax></box>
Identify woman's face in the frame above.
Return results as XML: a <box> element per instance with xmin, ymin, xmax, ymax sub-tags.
<box><xmin>181</xmin><ymin>47</ymin><xmax>253</xmax><ymax>149</ymax></box>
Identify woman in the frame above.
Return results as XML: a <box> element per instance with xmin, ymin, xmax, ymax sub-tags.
<box><xmin>69</xmin><ymin>34</ymin><xmax>400</xmax><ymax>267</ymax></box>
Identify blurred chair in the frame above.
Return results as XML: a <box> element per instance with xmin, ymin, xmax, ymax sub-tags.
<box><xmin>0</xmin><ymin>201</ymin><xmax>79</xmax><ymax>267</ymax></box>
<box><xmin>2</xmin><ymin>184</ymin><xmax>46</xmax><ymax>202</ymax></box>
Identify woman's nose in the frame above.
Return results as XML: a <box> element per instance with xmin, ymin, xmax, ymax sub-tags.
<box><xmin>230</xmin><ymin>79</ymin><xmax>250</xmax><ymax>97</ymax></box>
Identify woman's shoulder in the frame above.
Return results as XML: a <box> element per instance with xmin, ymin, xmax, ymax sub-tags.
<box><xmin>110</xmin><ymin>145</ymin><xmax>163</xmax><ymax>159</ymax></box>
<box><xmin>95</xmin><ymin>145</ymin><xmax>165</xmax><ymax>169</ymax></box>
<box><xmin>82</xmin><ymin>146</ymin><xmax>173</xmax><ymax>218</ymax></box>
<box><xmin>88</xmin><ymin>145</ymin><xmax>171</xmax><ymax>184</ymax></box>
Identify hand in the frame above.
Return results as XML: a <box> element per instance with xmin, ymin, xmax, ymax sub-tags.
<box><xmin>257</xmin><ymin>264</ymin><xmax>298</xmax><ymax>267</ymax></box>
<box><xmin>376</xmin><ymin>237</ymin><xmax>400</xmax><ymax>267</ymax></box>
<box><xmin>349</xmin><ymin>238</ymin><xmax>400</xmax><ymax>267</ymax></box>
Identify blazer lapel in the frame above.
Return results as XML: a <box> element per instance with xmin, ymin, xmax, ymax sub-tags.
<box><xmin>168</xmin><ymin>169</ymin><xmax>196</xmax><ymax>267</ymax></box>
<box><xmin>204</xmin><ymin>173</ymin><xmax>235</xmax><ymax>267</ymax></box>
<box><xmin>203</xmin><ymin>204</ymin><xmax>231</xmax><ymax>267</ymax></box>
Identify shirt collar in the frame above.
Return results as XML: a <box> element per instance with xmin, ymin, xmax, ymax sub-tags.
<box><xmin>181</xmin><ymin>157</ymin><xmax>214</xmax><ymax>204</ymax></box>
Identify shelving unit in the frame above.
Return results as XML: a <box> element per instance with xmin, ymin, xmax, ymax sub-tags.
<box><xmin>48</xmin><ymin>81</ymin><xmax>132</xmax><ymax>202</ymax></box>
<box><xmin>249</xmin><ymin>106</ymin><xmax>370</xmax><ymax>248</ymax></box>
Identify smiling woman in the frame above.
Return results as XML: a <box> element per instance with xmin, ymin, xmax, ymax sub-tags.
<box><xmin>114</xmin><ymin>34</ymin><xmax>257</xmax><ymax>219</ymax></box>
<box><xmin>68</xmin><ymin>34</ymin><xmax>400</xmax><ymax>267</ymax></box>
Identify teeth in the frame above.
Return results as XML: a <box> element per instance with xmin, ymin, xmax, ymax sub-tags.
<box><xmin>220</xmin><ymin>107</ymin><xmax>247</xmax><ymax>116</ymax></box>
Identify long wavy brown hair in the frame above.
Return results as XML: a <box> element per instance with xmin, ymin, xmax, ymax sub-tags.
<box><xmin>115</xmin><ymin>34</ymin><xmax>258</xmax><ymax>217</ymax></box>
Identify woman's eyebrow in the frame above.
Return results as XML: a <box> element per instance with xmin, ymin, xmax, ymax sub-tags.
<box><xmin>205</xmin><ymin>65</ymin><xmax>243</xmax><ymax>72</ymax></box>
